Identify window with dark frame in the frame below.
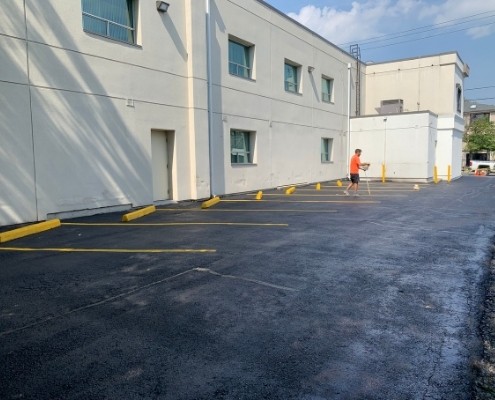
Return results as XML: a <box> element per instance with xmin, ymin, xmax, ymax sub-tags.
<box><xmin>228</xmin><ymin>39</ymin><xmax>252</xmax><ymax>79</ymax></box>
<box><xmin>321</xmin><ymin>138</ymin><xmax>333</xmax><ymax>162</ymax></box>
<box><xmin>82</xmin><ymin>0</ymin><xmax>136</xmax><ymax>44</ymax></box>
<box><xmin>456</xmin><ymin>84</ymin><xmax>462</xmax><ymax>113</ymax></box>
<box><xmin>284</xmin><ymin>62</ymin><xmax>299</xmax><ymax>93</ymax></box>
<box><xmin>322</xmin><ymin>77</ymin><xmax>334</xmax><ymax>103</ymax></box>
<box><xmin>231</xmin><ymin>130</ymin><xmax>253</xmax><ymax>164</ymax></box>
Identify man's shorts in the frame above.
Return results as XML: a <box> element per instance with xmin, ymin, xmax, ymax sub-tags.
<box><xmin>350</xmin><ymin>173</ymin><xmax>360</xmax><ymax>183</ymax></box>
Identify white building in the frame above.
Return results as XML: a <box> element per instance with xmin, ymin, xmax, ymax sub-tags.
<box><xmin>352</xmin><ymin>53</ymin><xmax>469</xmax><ymax>181</ymax></box>
<box><xmin>0</xmin><ymin>0</ymin><xmax>468</xmax><ymax>226</ymax></box>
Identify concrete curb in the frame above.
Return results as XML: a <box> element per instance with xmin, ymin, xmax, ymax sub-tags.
<box><xmin>122</xmin><ymin>205</ymin><xmax>156</xmax><ymax>222</ymax></box>
<box><xmin>0</xmin><ymin>219</ymin><xmax>61</xmax><ymax>243</ymax></box>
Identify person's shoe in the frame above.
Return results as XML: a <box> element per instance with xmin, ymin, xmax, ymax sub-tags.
<box><xmin>354</xmin><ymin>193</ymin><xmax>360</xmax><ymax>197</ymax></box>
<box><xmin>344</xmin><ymin>190</ymin><xmax>349</xmax><ymax>196</ymax></box>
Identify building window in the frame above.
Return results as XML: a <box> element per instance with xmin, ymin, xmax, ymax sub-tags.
<box><xmin>321</xmin><ymin>138</ymin><xmax>333</xmax><ymax>162</ymax></box>
<box><xmin>82</xmin><ymin>0</ymin><xmax>136</xmax><ymax>44</ymax></box>
<box><xmin>231</xmin><ymin>130</ymin><xmax>255</xmax><ymax>164</ymax></box>
<box><xmin>322</xmin><ymin>77</ymin><xmax>334</xmax><ymax>103</ymax></box>
<box><xmin>456</xmin><ymin>84</ymin><xmax>462</xmax><ymax>113</ymax></box>
<box><xmin>229</xmin><ymin>38</ymin><xmax>253</xmax><ymax>79</ymax></box>
<box><xmin>284</xmin><ymin>61</ymin><xmax>300</xmax><ymax>93</ymax></box>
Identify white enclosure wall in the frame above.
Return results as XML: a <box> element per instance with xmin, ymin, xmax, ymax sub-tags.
<box><xmin>350</xmin><ymin>113</ymin><xmax>438</xmax><ymax>181</ymax></box>
<box><xmin>208</xmin><ymin>0</ymin><xmax>358</xmax><ymax>195</ymax></box>
<box><xmin>0</xmin><ymin>0</ymin><xmax>210</xmax><ymax>225</ymax></box>
<box><xmin>436</xmin><ymin>115</ymin><xmax>465</xmax><ymax>180</ymax></box>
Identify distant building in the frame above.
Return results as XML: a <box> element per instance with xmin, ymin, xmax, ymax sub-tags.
<box><xmin>463</xmin><ymin>100</ymin><xmax>495</xmax><ymax>164</ymax></box>
<box><xmin>352</xmin><ymin>53</ymin><xmax>469</xmax><ymax>181</ymax></box>
<box><xmin>0</xmin><ymin>0</ymin><xmax>469</xmax><ymax>225</ymax></box>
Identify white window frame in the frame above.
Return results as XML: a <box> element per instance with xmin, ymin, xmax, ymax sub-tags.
<box><xmin>228</xmin><ymin>36</ymin><xmax>255</xmax><ymax>80</ymax></box>
<box><xmin>321</xmin><ymin>138</ymin><xmax>333</xmax><ymax>163</ymax></box>
<box><xmin>321</xmin><ymin>76</ymin><xmax>334</xmax><ymax>103</ymax></box>
<box><xmin>82</xmin><ymin>0</ymin><xmax>137</xmax><ymax>45</ymax></box>
<box><xmin>284</xmin><ymin>60</ymin><xmax>301</xmax><ymax>94</ymax></box>
<box><xmin>231</xmin><ymin>130</ymin><xmax>256</xmax><ymax>165</ymax></box>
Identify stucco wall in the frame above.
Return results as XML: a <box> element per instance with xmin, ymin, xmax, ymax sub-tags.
<box><xmin>209</xmin><ymin>0</ymin><xmax>356</xmax><ymax>194</ymax></box>
<box><xmin>364</xmin><ymin>53</ymin><xmax>467</xmax><ymax>117</ymax></box>
<box><xmin>0</xmin><ymin>0</ymin><xmax>211</xmax><ymax>225</ymax></box>
<box><xmin>350</xmin><ymin>113</ymin><xmax>437</xmax><ymax>181</ymax></box>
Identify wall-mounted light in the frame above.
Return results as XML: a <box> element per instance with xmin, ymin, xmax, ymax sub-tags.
<box><xmin>156</xmin><ymin>1</ymin><xmax>170</xmax><ymax>12</ymax></box>
<box><xmin>308</xmin><ymin>66</ymin><xmax>315</xmax><ymax>73</ymax></box>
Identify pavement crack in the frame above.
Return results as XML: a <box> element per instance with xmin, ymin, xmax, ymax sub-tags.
<box><xmin>193</xmin><ymin>267</ymin><xmax>299</xmax><ymax>292</ymax></box>
<box><xmin>0</xmin><ymin>268</ymin><xmax>199</xmax><ymax>338</ymax></box>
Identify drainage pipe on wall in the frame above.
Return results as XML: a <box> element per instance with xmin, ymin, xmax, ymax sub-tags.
<box><xmin>205</xmin><ymin>0</ymin><xmax>215</xmax><ymax>197</ymax></box>
<box><xmin>347</xmin><ymin>62</ymin><xmax>352</xmax><ymax>178</ymax></box>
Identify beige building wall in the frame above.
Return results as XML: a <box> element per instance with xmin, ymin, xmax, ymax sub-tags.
<box><xmin>208</xmin><ymin>0</ymin><xmax>358</xmax><ymax>195</ymax></box>
<box><xmin>363</xmin><ymin>53</ymin><xmax>468</xmax><ymax>117</ymax></box>
<box><xmin>0</xmin><ymin>0</ymin><xmax>467</xmax><ymax>225</ymax></box>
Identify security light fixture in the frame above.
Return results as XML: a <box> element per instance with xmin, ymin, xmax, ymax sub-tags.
<box><xmin>156</xmin><ymin>1</ymin><xmax>170</xmax><ymax>12</ymax></box>
<box><xmin>308</xmin><ymin>66</ymin><xmax>315</xmax><ymax>73</ymax></box>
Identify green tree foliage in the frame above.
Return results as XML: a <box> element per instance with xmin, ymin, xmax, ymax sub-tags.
<box><xmin>464</xmin><ymin>117</ymin><xmax>495</xmax><ymax>153</ymax></box>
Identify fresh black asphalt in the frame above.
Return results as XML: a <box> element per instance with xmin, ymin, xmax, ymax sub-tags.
<box><xmin>1</xmin><ymin>176</ymin><xmax>494</xmax><ymax>399</ymax></box>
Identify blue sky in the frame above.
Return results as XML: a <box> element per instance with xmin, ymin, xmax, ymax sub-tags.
<box><xmin>264</xmin><ymin>0</ymin><xmax>495</xmax><ymax>105</ymax></box>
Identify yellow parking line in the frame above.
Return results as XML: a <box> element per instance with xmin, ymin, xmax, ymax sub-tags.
<box><xmin>258</xmin><ymin>193</ymin><xmax>405</xmax><ymax>197</ymax></box>
<box><xmin>297</xmin><ymin>188</ymin><xmax>418</xmax><ymax>191</ymax></box>
<box><xmin>156</xmin><ymin>209</ymin><xmax>338</xmax><ymax>213</ymax></box>
<box><xmin>0</xmin><ymin>247</ymin><xmax>216</xmax><ymax>253</ymax></box>
<box><xmin>221</xmin><ymin>199</ymin><xmax>380</xmax><ymax>204</ymax></box>
<box><xmin>63</xmin><ymin>222</ymin><xmax>288</xmax><ymax>227</ymax></box>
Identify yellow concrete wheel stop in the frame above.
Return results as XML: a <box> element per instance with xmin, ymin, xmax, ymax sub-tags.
<box><xmin>201</xmin><ymin>196</ymin><xmax>220</xmax><ymax>209</ymax></box>
<box><xmin>122</xmin><ymin>205</ymin><xmax>156</xmax><ymax>222</ymax></box>
<box><xmin>0</xmin><ymin>219</ymin><xmax>61</xmax><ymax>243</ymax></box>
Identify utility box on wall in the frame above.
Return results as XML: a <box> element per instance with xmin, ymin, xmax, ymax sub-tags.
<box><xmin>379</xmin><ymin>99</ymin><xmax>404</xmax><ymax>115</ymax></box>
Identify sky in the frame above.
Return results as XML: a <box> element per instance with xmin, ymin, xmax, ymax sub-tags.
<box><xmin>264</xmin><ymin>0</ymin><xmax>495</xmax><ymax>105</ymax></box>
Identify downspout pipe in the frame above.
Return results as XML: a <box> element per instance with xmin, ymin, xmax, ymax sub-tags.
<box><xmin>347</xmin><ymin>62</ymin><xmax>352</xmax><ymax>178</ymax></box>
<box><xmin>205</xmin><ymin>0</ymin><xmax>215</xmax><ymax>197</ymax></box>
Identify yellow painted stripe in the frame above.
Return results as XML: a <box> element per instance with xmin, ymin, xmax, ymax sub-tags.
<box><xmin>122</xmin><ymin>205</ymin><xmax>156</xmax><ymax>222</ymax></box>
<box><xmin>0</xmin><ymin>219</ymin><xmax>61</xmax><ymax>243</ymax></box>
<box><xmin>63</xmin><ymin>222</ymin><xmax>288</xmax><ymax>227</ymax></box>
<box><xmin>0</xmin><ymin>247</ymin><xmax>216</xmax><ymax>253</ymax></box>
<box><xmin>259</xmin><ymin>193</ymin><xmax>406</xmax><ymax>197</ymax></box>
<box><xmin>201</xmin><ymin>196</ymin><xmax>220</xmax><ymax>209</ymax></box>
<box><xmin>221</xmin><ymin>199</ymin><xmax>380</xmax><ymax>204</ymax></box>
<box><xmin>157</xmin><ymin>208</ymin><xmax>338</xmax><ymax>213</ymax></box>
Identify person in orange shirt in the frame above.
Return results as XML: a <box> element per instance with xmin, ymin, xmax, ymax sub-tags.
<box><xmin>344</xmin><ymin>148</ymin><xmax>370</xmax><ymax>196</ymax></box>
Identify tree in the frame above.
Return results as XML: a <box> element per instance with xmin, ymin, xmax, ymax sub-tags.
<box><xmin>464</xmin><ymin>117</ymin><xmax>495</xmax><ymax>153</ymax></box>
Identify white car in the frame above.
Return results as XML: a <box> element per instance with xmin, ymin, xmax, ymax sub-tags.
<box><xmin>469</xmin><ymin>160</ymin><xmax>495</xmax><ymax>171</ymax></box>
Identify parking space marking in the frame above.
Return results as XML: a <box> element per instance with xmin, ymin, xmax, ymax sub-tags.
<box><xmin>156</xmin><ymin>209</ymin><xmax>339</xmax><ymax>213</ymax></box>
<box><xmin>62</xmin><ymin>222</ymin><xmax>289</xmax><ymax>227</ymax></box>
<box><xmin>0</xmin><ymin>247</ymin><xmax>216</xmax><ymax>254</ymax></box>
<box><xmin>220</xmin><ymin>199</ymin><xmax>380</xmax><ymax>204</ymax></box>
<box><xmin>258</xmin><ymin>193</ymin><xmax>406</xmax><ymax>197</ymax></box>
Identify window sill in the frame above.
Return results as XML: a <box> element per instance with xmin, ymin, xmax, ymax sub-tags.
<box><xmin>285</xmin><ymin>90</ymin><xmax>302</xmax><ymax>96</ymax></box>
<box><xmin>83</xmin><ymin>29</ymin><xmax>142</xmax><ymax>48</ymax></box>
<box><xmin>229</xmin><ymin>73</ymin><xmax>256</xmax><ymax>83</ymax></box>
<box><xmin>231</xmin><ymin>163</ymin><xmax>258</xmax><ymax>167</ymax></box>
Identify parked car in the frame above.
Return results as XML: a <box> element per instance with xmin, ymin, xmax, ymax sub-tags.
<box><xmin>469</xmin><ymin>160</ymin><xmax>495</xmax><ymax>171</ymax></box>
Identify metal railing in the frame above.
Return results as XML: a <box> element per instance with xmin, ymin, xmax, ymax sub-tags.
<box><xmin>82</xmin><ymin>12</ymin><xmax>135</xmax><ymax>43</ymax></box>
<box><xmin>229</xmin><ymin>62</ymin><xmax>251</xmax><ymax>79</ymax></box>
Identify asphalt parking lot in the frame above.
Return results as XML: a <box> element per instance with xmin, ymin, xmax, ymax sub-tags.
<box><xmin>1</xmin><ymin>176</ymin><xmax>495</xmax><ymax>400</ymax></box>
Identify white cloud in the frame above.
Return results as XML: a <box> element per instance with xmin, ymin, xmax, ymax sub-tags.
<box><xmin>286</xmin><ymin>0</ymin><xmax>495</xmax><ymax>45</ymax></box>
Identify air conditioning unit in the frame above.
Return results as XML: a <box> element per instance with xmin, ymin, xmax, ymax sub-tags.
<box><xmin>379</xmin><ymin>99</ymin><xmax>403</xmax><ymax>115</ymax></box>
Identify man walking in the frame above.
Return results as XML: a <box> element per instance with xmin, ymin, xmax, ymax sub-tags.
<box><xmin>344</xmin><ymin>148</ymin><xmax>369</xmax><ymax>196</ymax></box>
